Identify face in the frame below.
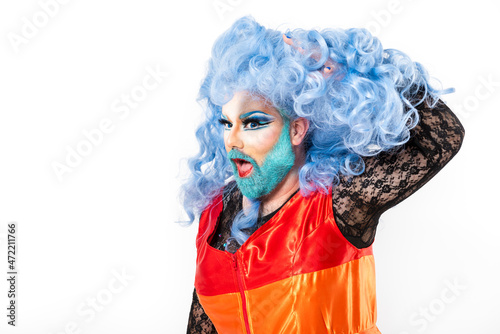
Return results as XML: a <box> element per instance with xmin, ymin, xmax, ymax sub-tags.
<box><xmin>220</xmin><ymin>91</ymin><xmax>295</xmax><ymax>199</ymax></box>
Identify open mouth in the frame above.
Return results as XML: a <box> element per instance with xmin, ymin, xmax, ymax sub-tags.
<box><xmin>232</xmin><ymin>158</ymin><xmax>253</xmax><ymax>178</ymax></box>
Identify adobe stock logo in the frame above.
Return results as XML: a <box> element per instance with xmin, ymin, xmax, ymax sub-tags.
<box><xmin>452</xmin><ymin>74</ymin><xmax>500</xmax><ymax>119</ymax></box>
<box><xmin>400</xmin><ymin>277</ymin><xmax>467</xmax><ymax>333</ymax></box>
<box><xmin>51</xmin><ymin>64</ymin><xmax>168</xmax><ymax>182</ymax></box>
<box><xmin>212</xmin><ymin>0</ymin><xmax>244</xmax><ymax>20</ymax></box>
<box><xmin>364</xmin><ymin>0</ymin><xmax>417</xmax><ymax>36</ymax></box>
<box><xmin>7</xmin><ymin>0</ymin><xmax>72</xmax><ymax>54</ymax></box>
<box><xmin>47</xmin><ymin>267</ymin><xmax>134</xmax><ymax>334</ymax></box>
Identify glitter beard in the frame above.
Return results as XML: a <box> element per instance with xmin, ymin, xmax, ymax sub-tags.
<box><xmin>228</xmin><ymin>119</ymin><xmax>295</xmax><ymax>199</ymax></box>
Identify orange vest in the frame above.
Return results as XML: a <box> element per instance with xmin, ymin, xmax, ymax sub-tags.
<box><xmin>195</xmin><ymin>189</ymin><xmax>381</xmax><ymax>334</ymax></box>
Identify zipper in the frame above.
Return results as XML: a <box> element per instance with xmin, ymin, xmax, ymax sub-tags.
<box><xmin>232</xmin><ymin>254</ymin><xmax>251</xmax><ymax>334</ymax></box>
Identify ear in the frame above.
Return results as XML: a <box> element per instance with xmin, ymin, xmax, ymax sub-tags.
<box><xmin>290</xmin><ymin>117</ymin><xmax>309</xmax><ymax>146</ymax></box>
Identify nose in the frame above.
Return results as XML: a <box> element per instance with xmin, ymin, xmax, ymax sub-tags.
<box><xmin>225</xmin><ymin>126</ymin><xmax>243</xmax><ymax>150</ymax></box>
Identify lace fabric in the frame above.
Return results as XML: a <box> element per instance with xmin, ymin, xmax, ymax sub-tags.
<box><xmin>186</xmin><ymin>98</ymin><xmax>465</xmax><ymax>333</ymax></box>
<box><xmin>333</xmin><ymin>98</ymin><xmax>465</xmax><ymax>248</ymax></box>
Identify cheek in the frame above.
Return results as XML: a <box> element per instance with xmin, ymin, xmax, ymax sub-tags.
<box><xmin>249</xmin><ymin>131</ymin><xmax>278</xmax><ymax>147</ymax></box>
<box><xmin>223</xmin><ymin>133</ymin><xmax>230</xmax><ymax>152</ymax></box>
<box><xmin>245</xmin><ymin>128</ymin><xmax>283</xmax><ymax>159</ymax></box>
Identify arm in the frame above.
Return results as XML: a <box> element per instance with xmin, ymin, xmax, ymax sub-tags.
<box><xmin>187</xmin><ymin>288</ymin><xmax>218</xmax><ymax>334</ymax></box>
<box><xmin>332</xmin><ymin>97</ymin><xmax>465</xmax><ymax>248</ymax></box>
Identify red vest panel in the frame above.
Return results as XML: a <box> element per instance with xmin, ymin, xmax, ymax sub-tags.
<box><xmin>195</xmin><ymin>189</ymin><xmax>380</xmax><ymax>334</ymax></box>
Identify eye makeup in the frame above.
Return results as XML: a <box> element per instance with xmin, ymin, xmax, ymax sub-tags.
<box><xmin>240</xmin><ymin>111</ymin><xmax>276</xmax><ymax>130</ymax></box>
<box><xmin>241</xmin><ymin>115</ymin><xmax>274</xmax><ymax>130</ymax></box>
<box><xmin>219</xmin><ymin>111</ymin><xmax>276</xmax><ymax>130</ymax></box>
<box><xmin>218</xmin><ymin>118</ymin><xmax>232</xmax><ymax>129</ymax></box>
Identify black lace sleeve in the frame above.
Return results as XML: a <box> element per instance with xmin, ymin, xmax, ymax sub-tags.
<box><xmin>186</xmin><ymin>288</ymin><xmax>218</xmax><ymax>334</ymax></box>
<box><xmin>332</xmin><ymin>97</ymin><xmax>465</xmax><ymax>249</ymax></box>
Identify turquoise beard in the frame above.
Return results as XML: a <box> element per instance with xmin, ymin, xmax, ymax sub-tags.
<box><xmin>228</xmin><ymin>121</ymin><xmax>295</xmax><ymax>199</ymax></box>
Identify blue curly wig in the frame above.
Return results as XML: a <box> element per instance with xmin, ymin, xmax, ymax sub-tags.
<box><xmin>180</xmin><ymin>16</ymin><xmax>451</xmax><ymax>238</ymax></box>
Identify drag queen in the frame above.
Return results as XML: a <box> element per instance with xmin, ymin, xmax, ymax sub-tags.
<box><xmin>182</xmin><ymin>16</ymin><xmax>465</xmax><ymax>334</ymax></box>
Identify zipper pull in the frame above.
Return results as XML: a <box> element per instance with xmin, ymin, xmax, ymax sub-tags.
<box><xmin>232</xmin><ymin>254</ymin><xmax>238</xmax><ymax>270</ymax></box>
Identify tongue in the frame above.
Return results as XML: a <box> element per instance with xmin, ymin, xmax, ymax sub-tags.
<box><xmin>236</xmin><ymin>160</ymin><xmax>253</xmax><ymax>177</ymax></box>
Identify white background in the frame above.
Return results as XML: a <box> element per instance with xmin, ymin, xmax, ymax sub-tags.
<box><xmin>0</xmin><ymin>0</ymin><xmax>498</xmax><ymax>333</ymax></box>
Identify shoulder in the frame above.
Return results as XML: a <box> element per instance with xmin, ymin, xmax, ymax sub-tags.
<box><xmin>196</xmin><ymin>189</ymin><xmax>225</xmax><ymax>247</ymax></box>
<box><xmin>197</xmin><ymin>182</ymin><xmax>239</xmax><ymax>235</ymax></box>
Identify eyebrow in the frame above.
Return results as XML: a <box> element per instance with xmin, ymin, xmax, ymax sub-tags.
<box><xmin>239</xmin><ymin>111</ymin><xmax>272</xmax><ymax>119</ymax></box>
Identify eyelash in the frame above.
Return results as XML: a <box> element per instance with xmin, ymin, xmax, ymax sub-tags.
<box><xmin>218</xmin><ymin>117</ymin><xmax>273</xmax><ymax>130</ymax></box>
